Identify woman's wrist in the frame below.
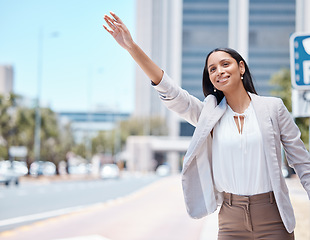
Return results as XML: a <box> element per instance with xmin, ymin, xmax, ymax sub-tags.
<box><xmin>125</xmin><ymin>41</ymin><xmax>137</xmax><ymax>52</ymax></box>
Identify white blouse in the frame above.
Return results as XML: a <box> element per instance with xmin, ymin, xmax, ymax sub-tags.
<box><xmin>212</xmin><ymin>102</ymin><xmax>272</xmax><ymax>196</ymax></box>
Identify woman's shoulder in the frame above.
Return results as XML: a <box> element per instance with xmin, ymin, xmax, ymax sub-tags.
<box><xmin>250</xmin><ymin>93</ymin><xmax>286</xmax><ymax>113</ymax></box>
<box><xmin>250</xmin><ymin>93</ymin><xmax>283</xmax><ymax>105</ymax></box>
<box><xmin>251</xmin><ymin>94</ymin><xmax>289</xmax><ymax>120</ymax></box>
<box><xmin>203</xmin><ymin>94</ymin><xmax>219</xmax><ymax>108</ymax></box>
<box><xmin>203</xmin><ymin>94</ymin><xmax>217</xmax><ymax>102</ymax></box>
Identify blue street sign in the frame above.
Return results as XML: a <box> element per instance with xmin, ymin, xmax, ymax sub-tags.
<box><xmin>290</xmin><ymin>32</ymin><xmax>310</xmax><ymax>90</ymax></box>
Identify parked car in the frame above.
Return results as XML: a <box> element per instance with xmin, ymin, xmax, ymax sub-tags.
<box><xmin>0</xmin><ymin>160</ymin><xmax>28</xmax><ymax>186</ymax></box>
<box><xmin>68</xmin><ymin>163</ymin><xmax>92</xmax><ymax>175</ymax></box>
<box><xmin>100</xmin><ymin>164</ymin><xmax>120</xmax><ymax>179</ymax></box>
<box><xmin>0</xmin><ymin>174</ymin><xmax>11</xmax><ymax>186</ymax></box>
<box><xmin>30</xmin><ymin>161</ymin><xmax>56</xmax><ymax>176</ymax></box>
<box><xmin>155</xmin><ymin>164</ymin><xmax>171</xmax><ymax>177</ymax></box>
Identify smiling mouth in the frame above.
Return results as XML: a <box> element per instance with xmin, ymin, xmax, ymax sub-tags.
<box><xmin>217</xmin><ymin>76</ymin><xmax>229</xmax><ymax>83</ymax></box>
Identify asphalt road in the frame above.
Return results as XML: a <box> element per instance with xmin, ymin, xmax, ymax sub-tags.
<box><xmin>0</xmin><ymin>174</ymin><xmax>206</xmax><ymax>240</ymax></box>
<box><xmin>0</xmin><ymin>173</ymin><xmax>159</xmax><ymax>232</ymax></box>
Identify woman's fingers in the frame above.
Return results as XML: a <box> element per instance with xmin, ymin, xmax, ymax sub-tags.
<box><xmin>114</xmin><ymin>22</ymin><xmax>125</xmax><ymax>32</ymax></box>
<box><xmin>103</xmin><ymin>13</ymin><xmax>127</xmax><ymax>36</ymax></box>
<box><xmin>104</xmin><ymin>14</ymin><xmax>114</xmax><ymax>23</ymax></box>
<box><xmin>102</xmin><ymin>24</ymin><xmax>113</xmax><ymax>34</ymax></box>
<box><xmin>104</xmin><ymin>14</ymin><xmax>119</xmax><ymax>27</ymax></box>
<box><xmin>104</xmin><ymin>15</ymin><xmax>116</xmax><ymax>30</ymax></box>
<box><xmin>109</xmin><ymin>11</ymin><xmax>123</xmax><ymax>24</ymax></box>
<box><xmin>106</xmin><ymin>20</ymin><xmax>116</xmax><ymax>30</ymax></box>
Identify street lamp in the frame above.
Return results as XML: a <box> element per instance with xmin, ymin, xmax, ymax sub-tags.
<box><xmin>33</xmin><ymin>28</ymin><xmax>58</xmax><ymax>162</ymax></box>
<box><xmin>33</xmin><ymin>28</ymin><xmax>43</xmax><ymax>163</ymax></box>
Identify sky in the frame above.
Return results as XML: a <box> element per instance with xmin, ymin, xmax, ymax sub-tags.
<box><xmin>0</xmin><ymin>0</ymin><xmax>136</xmax><ymax>113</ymax></box>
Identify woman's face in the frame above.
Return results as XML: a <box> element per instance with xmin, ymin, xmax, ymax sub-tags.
<box><xmin>207</xmin><ymin>51</ymin><xmax>245</xmax><ymax>93</ymax></box>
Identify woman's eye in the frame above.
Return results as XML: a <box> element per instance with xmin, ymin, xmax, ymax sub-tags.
<box><xmin>223</xmin><ymin>62</ymin><xmax>229</xmax><ymax>67</ymax></box>
<box><xmin>210</xmin><ymin>67</ymin><xmax>216</xmax><ymax>73</ymax></box>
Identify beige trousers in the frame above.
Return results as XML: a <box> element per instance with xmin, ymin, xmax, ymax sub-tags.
<box><xmin>218</xmin><ymin>192</ymin><xmax>294</xmax><ymax>240</ymax></box>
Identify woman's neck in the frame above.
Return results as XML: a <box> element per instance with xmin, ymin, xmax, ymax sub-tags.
<box><xmin>224</xmin><ymin>88</ymin><xmax>251</xmax><ymax>114</ymax></box>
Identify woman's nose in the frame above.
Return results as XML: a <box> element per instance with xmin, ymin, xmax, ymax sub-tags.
<box><xmin>216</xmin><ymin>66</ymin><xmax>224</xmax><ymax>75</ymax></box>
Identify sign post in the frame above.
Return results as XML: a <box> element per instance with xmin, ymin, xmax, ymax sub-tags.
<box><xmin>290</xmin><ymin>33</ymin><xmax>310</xmax><ymax>90</ymax></box>
<box><xmin>9</xmin><ymin>146</ymin><xmax>28</xmax><ymax>158</ymax></box>
<box><xmin>290</xmin><ymin>32</ymin><xmax>310</xmax><ymax>150</ymax></box>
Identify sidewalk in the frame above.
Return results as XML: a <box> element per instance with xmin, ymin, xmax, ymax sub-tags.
<box><xmin>199</xmin><ymin>210</ymin><xmax>219</xmax><ymax>240</ymax></box>
<box><xmin>286</xmin><ymin>176</ymin><xmax>310</xmax><ymax>239</ymax></box>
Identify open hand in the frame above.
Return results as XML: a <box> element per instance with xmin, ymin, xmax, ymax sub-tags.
<box><xmin>103</xmin><ymin>12</ymin><xmax>134</xmax><ymax>50</ymax></box>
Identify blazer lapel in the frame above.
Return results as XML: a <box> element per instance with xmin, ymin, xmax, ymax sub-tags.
<box><xmin>183</xmin><ymin>97</ymin><xmax>227</xmax><ymax>172</ymax></box>
<box><xmin>250</xmin><ymin>93</ymin><xmax>280</xmax><ymax>184</ymax></box>
<box><xmin>250</xmin><ymin>93</ymin><xmax>270</xmax><ymax>136</ymax></box>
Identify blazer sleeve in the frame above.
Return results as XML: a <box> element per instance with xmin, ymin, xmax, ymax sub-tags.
<box><xmin>153</xmin><ymin>72</ymin><xmax>205</xmax><ymax>127</ymax></box>
<box><xmin>278</xmin><ymin>99</ymin><xmax>310</xmax><ymax>198</ymax></box>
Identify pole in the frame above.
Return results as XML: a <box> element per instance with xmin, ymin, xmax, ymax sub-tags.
<box><xmin>33</xmin><ymin>29</ymin><xmax>59</xmax><ymax>163</ymax></box>
<box><xmin>34</xmin><ymin>28</ymin><xmax>43</xmax><ymax>162</ymax></box>
<box><xmin>86</xmin><ymin>67</ymin><xmax>93</xmax><ymax>164</ymax></box>
<box><xmin>228</xmin><ymin>0</ymin><xmax>249</xmax><ymax>61</ymax></box>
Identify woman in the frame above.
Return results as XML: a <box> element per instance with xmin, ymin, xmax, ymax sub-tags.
<box><xmin>103</xmin><ymin>12</ymin><xmax>310</xmax><ymax>239</ymax></box>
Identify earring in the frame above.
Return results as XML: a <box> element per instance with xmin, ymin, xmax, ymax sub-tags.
<box><xmin>214</xmin><ymin>88</ymin><xmax>217</xmax><ymax>92</ymax></box>
<box><xmin>241</xmin><ymin>76</ymin><xmax>244</xmax><ymax>80</ymax></box>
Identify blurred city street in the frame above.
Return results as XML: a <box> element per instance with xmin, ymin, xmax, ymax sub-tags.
<box><xmin>1</xmin><ymin>1</ymin><xmax>310</xmax><ymax>239</ymax></box>
<box><xmin>0</xmin><ymin>173</ymin><xmax>309</xmax><ymax>240</ymax></box>
<box><xmin>0</xmin><ymin>174</ymin><xmax>206</xmax><ymax>240</ymax></box>
<box><xmin>0</xmin><ymin>173</ymin><xmax>159</xmax><ymax>232</ymax></box>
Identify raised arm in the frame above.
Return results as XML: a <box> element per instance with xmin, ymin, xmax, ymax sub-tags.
<box><xmin>103</xmin><ymin>12</ymin><xmax>163</xmax><ymax>84</ymax></box>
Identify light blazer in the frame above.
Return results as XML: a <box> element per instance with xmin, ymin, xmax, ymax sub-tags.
<box><xmin>154</xmin><ymin>73</ymin><xmax>310</xmax><ymax>233</ymax></box>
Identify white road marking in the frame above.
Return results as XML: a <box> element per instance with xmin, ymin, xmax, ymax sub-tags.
<box><xmin>0</xmin><ymin>205</ymin><xmax>98</xmax><ymax>227</ymax></box>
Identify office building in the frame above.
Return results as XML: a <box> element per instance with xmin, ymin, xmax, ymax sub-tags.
<box><xmin>248</xmin><ymin>0</ymin><xmax>295</xmax><ymax>95</ymax></box>
<box><xmin>181</xmin><ymin>0</ymin><xmax>295</xmax><ymax>136</ymax></box>
<box><xmin>58</xmin><ymin>111</ymin><xmax>130</xmax><ymax>143</ymax></box>
<box><xmin>0</xmin><ymin>65</ymin><xmax>13</xmax><ymax>95</ymax></box>
<box><xmin>135</xmin><ymin>0</ymin><xmax>296</xmax><ymax>137</ymax></box>
<box><xmin>135</xmin><ymin>0</ymin><xmax>182</xmax><ymax>137</ymax></box>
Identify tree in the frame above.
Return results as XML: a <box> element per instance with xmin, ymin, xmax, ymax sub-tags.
<box><xmin>119</xmin><ymin>116</ymin><xmax>167</xmax><ymax>141</ymax></box>
<box><xmin>92</xmin><ymin>131</ymin><xmax>113</xmax><ymax>155</ymax></box>
<box><xmin>87</xmin><ymin>116</ymin><xmax>168</xmax><ymax>157</ymax></box>
<box><xmin>0</xmin><ymin>93</ymin><xmax>19</xmax><ymax>159</ymax></box>
<box><xmin>72</xmin><ymin>140</ymin><xmax>87</xmax><ymax>159</ymax></box>
<box><xmin>0</xmin><ymin>96</ymin><xmax>75</xmax><ymax>174</ymax></box>
<box><xmin>14</xmin><ymin>107</ymin><xmax>35</xmax><ymax>157</ymax></box>
<box><xmin>36</xmin><ymin>108</ymin><xmax>75</xmax><ymax>173</ymax></box>
<box><xmin>269</xmin><ymin>68</ymin><xmax>309</xmax><ymax>149</ymax></box>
